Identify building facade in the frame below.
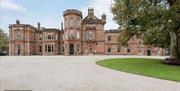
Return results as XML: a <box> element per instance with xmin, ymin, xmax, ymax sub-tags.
<box><xmin>9</xmin><ymin>9</ymin><xmax>166</xmax><ymax>56</ymax></box>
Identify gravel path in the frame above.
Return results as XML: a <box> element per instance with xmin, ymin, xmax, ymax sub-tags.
<box><xmin>0</xmin><ymin>56</ymin><xmax>179</xmax><ymax>91</ymax></box>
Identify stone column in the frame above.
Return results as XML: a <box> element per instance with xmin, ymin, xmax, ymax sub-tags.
<box><xmin>65</xmin><ymin>43</ymin><xmax>69</xmax><ymax>56</ymax></box>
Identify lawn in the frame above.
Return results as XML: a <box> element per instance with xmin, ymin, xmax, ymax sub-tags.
<box><xmin>96</xmin><ymin>58</ymin><xmax>180</xmax><ymax>82</ymax></box>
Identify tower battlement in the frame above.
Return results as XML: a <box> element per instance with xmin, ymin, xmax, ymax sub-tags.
<box><xmin>63</xmin><ymin>9</ymin><xmax>82</xmax><ymax>18</ymax></box>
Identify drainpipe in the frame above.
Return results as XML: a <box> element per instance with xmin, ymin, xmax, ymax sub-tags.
<box><xmin>23</xmin><ymin>27</ymin><xmax>25</xmax><ymax>56</ymax></box>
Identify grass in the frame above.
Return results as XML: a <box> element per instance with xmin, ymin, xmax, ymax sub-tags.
<box><xmin>96</xmin><ymin>58</ymin><xmax>180</xmax><ymax>82</ymax></box>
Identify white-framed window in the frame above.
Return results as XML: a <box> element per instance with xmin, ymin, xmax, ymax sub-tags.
<box><xmin>48</xmin><ymin>45</ymin><xmax>51</xmax><ymax>52</ymax></box>
<box><xmin>46</xmin><ymin>33</ymin><xmax>54</xmax><ymax>40</ymax></box>
<box><xmin>48</xmin><ymin>35</ymin><xmax>51</xmax><ymax>40</ymax></box>
<box><xmin>87</xmin><ymin>31</ymin><xmax>93</xmax><ymax>40</ymax></box>
<box><xmin>46</xmin><ymin>44</ymin><xmax>54</xmax><ymax>52</ymax></box>
<box><xmin>16</xmin><ymin>32</ymin><xmax>21</xmax><ymax>40</ymax></box>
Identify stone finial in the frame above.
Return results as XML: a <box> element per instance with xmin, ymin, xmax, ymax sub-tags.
<box><xmin>16</xmin><ymin>20</ymin><xmax>20</xmax><ymax>24</ymax></box>
<box><xmin>38</xmin><ymin>22</ymin><xmax>41</xmax><ymax>29</ymax></box>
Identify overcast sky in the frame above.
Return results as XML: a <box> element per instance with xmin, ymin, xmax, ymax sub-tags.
<box><xmin>0</xmin><ymin>0</ymin><xmax>119</xmax><ymax>33</ymax></box>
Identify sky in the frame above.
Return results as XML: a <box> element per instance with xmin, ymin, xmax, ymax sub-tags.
<box><xmin>0</xmin><ymin>0</ymin><xmax>119</xmax><ymax>33</ymax></box>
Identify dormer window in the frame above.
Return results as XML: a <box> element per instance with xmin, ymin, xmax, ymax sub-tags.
<box><xmin>47</xmin><ymin>33</ymin><xmax>54</xmax><ymax>40</ymax></box>
<box><xmin>48</xmin><ymin>35</ymin><xmax>51</xmax><ymax>40</ymax></box>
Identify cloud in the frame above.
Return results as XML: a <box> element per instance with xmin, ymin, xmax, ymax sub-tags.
<box><xmin>0</xmin><ymin>0</ymin><xmax>27</xmax><ymax>12</ymax></box>
<box><xmin>81</xmin><ymin>0</ymin><xmax>119</xmax><ymax>30</ymax></box>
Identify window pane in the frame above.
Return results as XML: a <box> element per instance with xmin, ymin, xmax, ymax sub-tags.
<box><xmin>108</xmin><ymin>36</ymin><xmax>111</xmax><ymax>41</ymax></box>
<box><xmin>48</xmin><ymin>45</ymin><xmax>51</xmax><ymax>52</ymax></box>
<box><xmin>52</xmin><ymin>45</ymin><xmax>54</xmax><ymax>52</ymax></box>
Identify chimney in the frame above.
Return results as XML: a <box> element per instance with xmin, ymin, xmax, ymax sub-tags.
<box><xmin>16</xmin><ymin>20</ymin><xmax>20</xmax><ymax>24</ymax></box>
<box><xmin>88</xmin><ymin>8</ymin><xmax>94</xmax><ymax>15</ymax></box>
<box><xmin>37</xmin><ymin>22</ymin><xmax>40</xmax><ymax>29</ymax></box>
<box><xmin>61</xmin><ymin>22</ymin><xmax>63</xmax><ymax>30</ymax></box>
<box><xmin>102</xmin><ymin>13</ymin><xmax>106</xmax><ymax>22</ymax></box>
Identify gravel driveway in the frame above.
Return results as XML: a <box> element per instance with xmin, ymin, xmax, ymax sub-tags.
<box><xmin>0</xmin><ymin>56</ymin><xmax>179</xmax><ymax>91</ymax></box>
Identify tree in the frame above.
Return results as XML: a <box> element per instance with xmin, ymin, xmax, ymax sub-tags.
<box><xmin>0</xmin><ymin>29</ymin><xmax>8</xmax><ymax>53</ymax></box>
<box><xmin>112</xmin><ymin>0</ymin><xmax>180</xmax><ymax>59</ymax></box>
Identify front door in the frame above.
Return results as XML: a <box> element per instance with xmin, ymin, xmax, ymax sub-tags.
<box><xmin>16</xmin><ymin>45</ymin><xmax>21</xmax><ymax>55</ymax></box>
<box><xmin>69</xmin><ymin>44</ymin><xmax>74</xmax><ymax>55</ymax></box>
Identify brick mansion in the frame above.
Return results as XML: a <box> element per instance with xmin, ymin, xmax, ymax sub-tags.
<box><xmin>9</xmin><ymin>8</ymin><xmax>166</xmax><ymax>56</ymax></box>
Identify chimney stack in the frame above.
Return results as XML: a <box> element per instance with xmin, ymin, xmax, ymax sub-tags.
<box><xmin>37</xmin><ymin>22</ymin><xmax>40</xmax><ymax>29</ymax></box>
<box><xmin>88</xmin><ymin>8</ymin><xmax>94</xmax><ymax>15</ymax></box>
<box><xmin>102</xmin><ymin>13</ymin><xmax>106</xmax><ymax>23</ymax></box>
<box><xmin>61</xmin><ymin>22</ymin><xmax>63</xmax><ymax>30</ymax></box>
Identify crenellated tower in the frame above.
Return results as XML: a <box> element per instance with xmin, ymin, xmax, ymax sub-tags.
<box><xmin>63</xmin><ymin>9</ymin><xmax>82</xmax><ymax>55</ymax></box>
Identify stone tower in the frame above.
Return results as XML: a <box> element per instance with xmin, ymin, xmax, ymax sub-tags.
<box><xmin>63</xmin><ymin>9</ymin><xmax>82</xmax><ymax>55</ymax></box>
